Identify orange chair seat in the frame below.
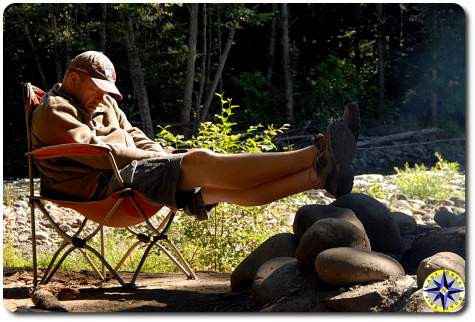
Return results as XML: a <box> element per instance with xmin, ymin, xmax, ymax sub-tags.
<box><xmin>43</xmin><ymin>191</ymin><xmax>163</xmax><ymax>227</ymax></box>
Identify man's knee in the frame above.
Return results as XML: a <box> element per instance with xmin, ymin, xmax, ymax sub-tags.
<box><xmin>185</xmin><ymin>148</ymin><xmax>216</xmax><ymax>164</ymax></box>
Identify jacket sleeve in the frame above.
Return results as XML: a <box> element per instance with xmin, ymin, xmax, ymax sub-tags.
<box><xmin>110</xmin><ymin>98</ymin><xmax>166</xmax><ymax>154</ymax></box>
<box><xmin>32</xmin><ymin>97</ymin><xmax>164</xmax><ymax>170</ymax></box>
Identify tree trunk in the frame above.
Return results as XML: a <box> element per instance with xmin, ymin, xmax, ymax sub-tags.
<box><xmin>199</xmin><ymin>26</ymin><xmax>236</xmax><ymax>123</ymax></box>
<box><xmin>50</xmin><ymin>16</ymin><xmax>63</xmax><ymax>83</ymax></box>
<box><xmin>182</xmin><ymin>3</ymin><xmax>199</xmax><ymax>127</ymax></box>
<box><xmin>24</xmin><ymin>24</ymin><xmax>47</xmax><ymax>89</ymax></box>
<box><xmin>376</xmin><ymin>3</ymin><xmax>386</xmax><ymax>117</ymax></box>
<box><xmin>194</xmin><ymin>4</ymin><xmax>208</xmax><ymax>133</ymax></box>
<box><xmin>123</xmin><ymin>13</ymin><xmax>154</xmax><ymax>138</ymax></box>
<box><xmin>354</xmin><ymin>4</ymin><xmax>362</xmax><ymax>69</ymax></box>
<box><xmin>280</xmin><ymin>3</ymin><xmax>294</xmax><ymax>122</ymax></box>
<box><xmin>266</xmin><ymin>3</ymin><xmax>278</xmax><ymax>87</ymax></box>
<box><xmin>217</xmin><ymin>8</ymin><xmax>223</xmax><ymax>94</ymax></box>
<box><xmin>99</xmin><ymin>4</ymin><xmax>107</xmax><ymax>53</ymax></box>
<box><xmin>430</xmin><ymin>9</ymin><xmax>439</xmax><ymax>127</ymax></box>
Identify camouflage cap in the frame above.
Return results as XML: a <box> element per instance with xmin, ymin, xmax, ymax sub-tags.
<box><xmin>68</xmin><ymin>51</ymin><xmax>123</xmax><ymax>100</ymax></box>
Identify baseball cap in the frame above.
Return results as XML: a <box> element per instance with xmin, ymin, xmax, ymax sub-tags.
<box><xmin>68</xmin><ymin>51</ymin><xmax>123</xmax><ymax>100</ymax></box>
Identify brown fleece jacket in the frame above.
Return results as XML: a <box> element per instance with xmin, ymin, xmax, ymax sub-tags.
<box><xmin>31</xmin><ymin>84</ymin><xmax>165</xmax><ymax>200</ymax></box>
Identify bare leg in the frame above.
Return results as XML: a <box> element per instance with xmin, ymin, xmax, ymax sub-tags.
<box><xmin>178</xmin><ymin>146</ymin><xmax>318</xmax><ymax>191</ymax></box>
<box><xmin>200</xmin><ymin>167</ymin><xmax>318</xmax><ymax>206</ymax></box>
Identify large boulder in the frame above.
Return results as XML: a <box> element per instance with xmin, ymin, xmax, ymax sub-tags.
<box><xmin>251</xmin><ymin>257</ymin><xmax>317</xmax><ymax>308</ymax></box>
<box><xmin>396</xmin><ymin>289</ymin><xmax>434</xmax><ymax>312</ymax></box>
<box><xmin>260</xmin><ymin>288</ymin><xmax>319</xmax><ymax>312</ymax></box>
<box><xmin>231</xmin><ymin>233</ymin><xmax>298</xmax><ymax>291</ymax></box>
<box><xmin>295</xmin><ymin>218</ymin><xmax>370</xmax><ymax>271</ymax></box>
<box><xmin>400</xmin><ymin>227</ymin><xmax>465</xmax><ymax>274</ymax></box>
<box><xmin>416</xmin><ymin>252</ymin><xmax>465</xmax><ymax>288</ymax></box>
<box><xmin>315</xmin><ymin>247</ymin><xmax>405</xmax><ymax>286</ymax></box>
<box><xmin>324</xmin><ymin>275</ymin><xmax>415</xmax><ymax>312</ymax></box>
<box><xmin>391</xmin><ymin>211</ymin><xmax>417</xmax><ymax>235</ymax></box>
<box><xmin>331</xmin><ymin>193</ymin><xmax>401</xmax><ymax>253</ymax></box>
<box><xmin>293</xmin><ymin>205</ymin><xmax>365</xmax><ymax>240</ymax></box>
<box><xmin>434</xmin><ymin>206</ymin><xmax>465</xmax><ymax>228</ymax></box>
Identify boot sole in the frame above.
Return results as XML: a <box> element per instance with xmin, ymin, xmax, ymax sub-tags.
<box><xmin>326</xmin><ymin>120</ymin><xmax>356</xmax><ymax>197</ymax></box>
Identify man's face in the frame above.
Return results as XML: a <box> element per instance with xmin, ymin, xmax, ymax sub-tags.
<box><xmin>70</xmin><ymin>72</ymin><xmax>107</xmax><ymax>113</ymax></box>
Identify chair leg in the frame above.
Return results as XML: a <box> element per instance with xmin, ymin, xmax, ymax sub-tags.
<box><xmin>155</xmin><ymin>243</ymin><xmax>192</xmax><ymax>278</ymax></box>
<box><xmin>129</xmin><ymin>241</ymin><xmax>158</xmax><ymax>286</ymax></box>
<box><xmin>78</xmin><ymin>249</ymin><xmax>106</xmax><ymax>281</ymax></box>
<box><xmin>100</xmin><ymin>227</ymin><xmax>105</xmax><ymax>276</ymax></box>
<box><xmin>114</xmin><ymin>240</ymin><xmax>142</xmax><ymax>272</ymax></box>
<box><xmin>84</xmin><ymin>245</ymin><xmax>126</xmax><ymax>287</ymax></box>
<box><xmin>41</xmin><ymin>246</ymin><xmax>76</xmax><ymax>284</ymax></box>
<box><xmin>40</xmin><ymin>241</ymin><xmax>69</xmax><ymax>284</ymax></box>
<box><xmin>29</xmin><ymin>201</ymin><xmax>38</xmax><ymax>287</ymax></box>
<box><xmin>164</xmin><ymin>239</ymin><xmax>197</xmax><ymax>278</ymax></box>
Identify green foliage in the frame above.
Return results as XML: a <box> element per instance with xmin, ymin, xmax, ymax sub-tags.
<box><xmin>2</xmin><ymin>183</ymin><xmax>21</xmax><ymax>207</ymax></box>
<box><xmin>392</xmin><ymin>152</ymin><xmax>463</xmax><ymax>201</ymax></box>
<box><xmin>299</xmin><ymin>54</ymin><xmax>376</xmax><ymax>128</ymax></box>
<box><xmin>167</xmin><ymin>201</ymin><xmax>294</xmax><ymax>272</ymax></box>
<box><xmin>3</xmin><ymin>237</ymin><xmax>29</xmax><ymax>268</ymax></box>
<box><xmin>156</xmin><ymin>93</ymin><xmax>291</xmax><ymax>153</ymax></box>
<box><xmin>230</xmin><ymin>71</ymin><xmax>284</xmax><ymax>124</ymax></box>
<box><xmin>354</xmin><ymin>180</ymin><xmax>388</xmax><ymax>200</ymax></box>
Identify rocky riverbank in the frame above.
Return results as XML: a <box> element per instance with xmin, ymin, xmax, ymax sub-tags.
<box><xmin>2</xmin><ymin>172</ymin><xmax>466</xmax><ymax>312</ymax></box>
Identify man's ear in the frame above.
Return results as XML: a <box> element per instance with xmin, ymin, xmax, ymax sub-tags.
<box><xmin>66</xmin><ymin>70</ymin><xmax>82</xmax><ymax>87</ymax></box>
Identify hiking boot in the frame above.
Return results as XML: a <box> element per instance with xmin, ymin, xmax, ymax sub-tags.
<box><xmin>180</xmin><ymin>187</ymin><xmax>215</xmax><ymax>221</ymax></box>
<box><xmin>342</xmin><ymin>102</ymin><xmax>360</xmax><ymax>142</ymax></box>
<box><xmin>313</xmin><ymin>120</ymin><xmax>356</xmax><ymax>198</ymax></box>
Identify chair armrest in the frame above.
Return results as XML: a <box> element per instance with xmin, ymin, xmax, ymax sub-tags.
<box><xmin>27</xmin><ymin>143</ymin><xmax>125</xmax><ymax>186</ymax></box>
<box><xmin>27</xmin><ymin>143</ymin><xmax>111</xmax><ymax>159</ymax></box>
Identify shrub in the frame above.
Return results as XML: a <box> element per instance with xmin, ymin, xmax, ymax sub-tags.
<box><xmin>153</xmin><ymin>94</ymin><xmax>297</xmax><ymax>272</ymax></box>
<box><xmin>392</xmin><ymin>152</ymin><xmax>464</xmax><ymax>201</ymax></box>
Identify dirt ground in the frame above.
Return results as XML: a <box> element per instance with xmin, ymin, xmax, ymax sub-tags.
<box><xmin>3</xmin><ymin>268</ymin><xmax>256</xmax><ymax>312</ymax></box>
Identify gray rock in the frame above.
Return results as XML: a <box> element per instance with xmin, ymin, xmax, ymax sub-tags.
<box><xmin>397</xmin><ymin>289</ymin><xmax>434</xmax><ymax>312</ymax></box>
<box><xmin>295</xmin><ymin>218</ymin><xmax>370</xmax><ymax>271</ymax></box>
<box><xmin>396</xmin><ymin>287</ymin><xmax>464</xmax><ymax>313</ymax></box>
<box><xmin>324</xmin><ymin>275</ymin><xmax>415</xmax><ymax>312</ymax></box>
<box><xmin>231</xmin><ymin>233</ymin><xmax>298</xmax><ymax>291</ymax></box>
<box><xmin>416</xmin><ymin>252</ymin><xmax>465</xmax><ymax>288</ymax></box>
<box><xmin>252</xmin><ymin>257</ymin><xmax>317</xmax><ymax>308</ymax></box>
<box><xmin>450</xmin><ymin>196</ymin><xmax>465</xmax><ymax>208</ymax></box>
<box><xmin>35</xmin><ymin>231</ymin><xmax>48</xmax><ymax>240</ymax></box>
<box><xmin>14</xmin><ymin>200</ymin><xmax>29</xmax><ymax>209</ymax></box>
<box><xmin>315</xmin><ymin>247</ymin><xmax>405</xmax><ymax>286</ymax></box>
<box><xmin>439</xmin><ymin>199</ymin><xmax>455</xmax><ymax>207</ymax></box>
<box><xmin>293</xmin><ymin>204</ymin><xmax>364</xmax><ymax>240</ymax></box>
<box><xmin>451</xmin><ymin>207</ymin><xmax>465</xmax><ymax>216</ymax></box>
<box><xmin>395</xmin><ymin>194</ymin><xmax>409</xmax><ymax>201</ymax></box>
<box><xmin>331</xmin><ymin>193</ymin><xmax>401</xmax><ymax>253</ymax></box>
<box><xmin>391</xmin><ymin>212</ymin><xmax>417</xmax><ymax>235</ymax></box>
<box><xmin>409</xmin><ymin>199</ymin><xmax>426</xmax><ymax>209</ymax></box>
<box><xmin>400</xmin><ymin>235</ymin><xmax>416</xmax><ymax>254</ymax></box>
<box><xmin>391</xmin><ymin>200</ymin><xmax>412</xmax><ymax>211</ymax></box>
<box><xmin>434</xmin><ymin>207</ymin><xmax>465</xmax><ymax>228</ymax></box>
<box><xmin>16</xmin><ymin>217</ymin><xmax>27</xmax><ymax>226</ymax></box>
<box><xmin>260</xmin><ymin>288</ymin><xmax>319</xmax><ymax>312</ymax></box>
<box><xmin>400</xmin><ymin>227</ymin><xmax>465</xmax><ymax>274</ymax></box>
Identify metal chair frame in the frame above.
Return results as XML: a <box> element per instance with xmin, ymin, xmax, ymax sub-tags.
<box><xmin>23</xmin><ymin>82</ymin><xmax>197</xmax><ymax>288</ymax></box>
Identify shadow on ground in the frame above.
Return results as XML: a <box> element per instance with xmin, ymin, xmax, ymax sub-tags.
<box><xmin>3</xmin><ymin>269</ymin><xmax>255</xmax><ymax>312</ymax></box>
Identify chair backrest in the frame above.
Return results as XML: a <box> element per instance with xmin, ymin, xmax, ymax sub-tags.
<box><xmin>23</xmin><ymin>83</ymin><xmax>46</xmax><ymax>153</ymax></box>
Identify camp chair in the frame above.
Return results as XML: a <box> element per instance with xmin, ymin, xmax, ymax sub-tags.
<box><xmin>23</xmin><ymin>82</ymin><xmax>197</xmax><ymax>288</ymax></box>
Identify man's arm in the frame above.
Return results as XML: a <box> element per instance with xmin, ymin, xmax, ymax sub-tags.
<box><xmin>110</xmin><ymin>97</ymin><xmax>166</xmax><ymax>154</ymax></box>
<box><xmin>32</xmin><ymin>97</ymin><xmax>164</xmax><ymax>169</ymax></box>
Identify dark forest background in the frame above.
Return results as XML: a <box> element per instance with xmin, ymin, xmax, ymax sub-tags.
<box><xmin>2</xmin><ymin>3</ymin><xmax>465</xmax><ymax>177</ymax></box>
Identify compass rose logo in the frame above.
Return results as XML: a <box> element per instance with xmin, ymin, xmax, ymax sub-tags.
<box><xmin>422</xmin><ymin>269</ymin><xmax>465</xmax><ymax>312</ymax></box>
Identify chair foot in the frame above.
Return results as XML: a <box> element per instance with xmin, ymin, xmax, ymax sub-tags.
<box><xmin>122</xmin><ymin>282</ymin><xmax>138</xmax><ymax>290</ymax></box>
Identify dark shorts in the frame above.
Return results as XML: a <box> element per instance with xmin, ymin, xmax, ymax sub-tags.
<box><xmin>96</xmin><ymin>153</ymin><xmax>198</xmax><ymax>212</ymax></box>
